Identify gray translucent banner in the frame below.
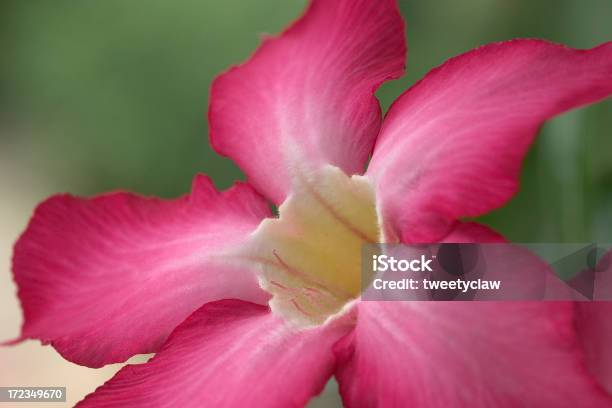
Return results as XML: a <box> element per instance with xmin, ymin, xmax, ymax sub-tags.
<box><xmin>361</xmin><ymin>243</ymin><xmax>612</xmax><ymax>301</ymax></box>
<box><xmin>0</xmin><ymin>387</ymin><xmax>66</xmax><ymax>402</ymax></box>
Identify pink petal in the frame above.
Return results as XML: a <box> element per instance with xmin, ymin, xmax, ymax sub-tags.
<box><xmin>336</xmin><ymin>301</ymin><xmax>612</xmax><ymax>407</ymax></box>
<box><xmin>438</xmin><ymin>223</ymin><xmax>570</xmax><ymax>301</ymax></box>
<box><xmin>368</xmin><ymin>40</ymin><xmax>612</xmax><ymax>242</ymax></box>
<box><xmin>441</xmin><ymin>224</ymin><xmax>594</xmax><ymax>302</ymax></box>
<box><xmin>577</xmin><ymin>302</ymin><xmax>612</xmax><ymax>395</ymax></box>
<box><xmin>78</xmin><ymin>300</ymin><xmax>349</xmax><ymax>407</ymax></box>
<box><xmin>12</xmin><ymin>175</ymin><xmax>270</xmax><ymax>368</ymax></box>
<box><xmin>576</xmin><ymin>250</ymin><xmax>612</xmax><ymax>394</ymax></box>
<box><xmin>209</xmin><ymin>0</ymin><xmax>406</xmax><ymax>204</ymax></box>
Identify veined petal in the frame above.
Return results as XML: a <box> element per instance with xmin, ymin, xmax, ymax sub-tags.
<box><xmin>335</xmin><ymin>301</ymin><xmax>612</xmax><ymax>407</ymax></box>
<box><xmin>12</xmin><ymin>175</ymin><xmax>270</xmax><ymax>368</ymax></box>
<box><xmin>77</xmin><ymin>300</ymin><xmax>350</xmax><ymax>408</ymax></box>
<box><xmin>368</xmin><ymin>40</ymin><xmax>612</xmax><ymax>242</ymax></box>
<box><xmin>209</xmin><ymin>0</ymin><xmax>406</xmax><ymax>204</ymax></box>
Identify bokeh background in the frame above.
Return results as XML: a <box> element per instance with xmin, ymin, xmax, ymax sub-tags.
<box><xmin>1</xmin><ymin>0</ymin><xmax>610</xmax><ymax>406</ymax></box>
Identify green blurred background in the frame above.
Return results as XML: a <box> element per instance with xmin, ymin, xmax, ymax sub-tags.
<box><xmin>1</xmin><ymin>0</ymin><xmax>611</xmax><ymax>242</ymax></box>
<box><xmin>0</xmin><ymin>1</ymin><xmax>611</xmax><ymax>406</ymax></box>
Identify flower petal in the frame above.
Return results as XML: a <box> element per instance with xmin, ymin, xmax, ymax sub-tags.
<box><xmin>12</xmin><ymin>175</ymin><xmax>270</xmax><ymax>367</ymax></box>
<box><xmin>77</xmin><ymin>300</ymin><xmax>349</xmax><ymax>408</ymax></box>
<box><xmin>335</xmin><ymin>301</ymin><xmax>612</xmax><ymax>407</ymax></box>
<box><xmin>577</xmin><ymin>302</ymin><xmax>612</xmax><ymax>395</ymax></box>
<box><xmin>368</xmin><ymin>40</ymin><xmax>612</xmax><ymax>242</ymax></box>
<box><xmin>576</xmin><ymin>250</ymin><xmax>612</xmax><ymax>394</ymax></box>
<box><xmin>209</xmin><ymin>0</ymin><xmax>406</xmax><ymax>204</ymax></box>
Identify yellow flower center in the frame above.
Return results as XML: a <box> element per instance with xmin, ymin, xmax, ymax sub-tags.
<box><xmin>240</xmin><ymin>165</ymin><xmax>381</xmax><ymax>328</ymax></box>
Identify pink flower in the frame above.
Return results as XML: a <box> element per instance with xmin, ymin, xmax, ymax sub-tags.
<box><xmin>9</xmin><ymin>0</ymin><xmax>612</xmax><ymax>406</ymax></box>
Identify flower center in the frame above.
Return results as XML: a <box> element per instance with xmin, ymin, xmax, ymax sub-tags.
<box><xmin>241</xmin><ymin>165</ymin><xmax>381</xmax><ymax>328</ymax></box>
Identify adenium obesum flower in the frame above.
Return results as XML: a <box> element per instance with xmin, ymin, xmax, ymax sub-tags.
<box><xmin>8</xmin><ymin>0</ymin><xmax>612</xmax><ymax>407</ymax></box>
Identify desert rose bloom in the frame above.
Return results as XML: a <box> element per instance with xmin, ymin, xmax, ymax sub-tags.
<box><xmin>8</xmin><ymin>0</ymin><xmax>612</xmax><ymax>407</ymax></box>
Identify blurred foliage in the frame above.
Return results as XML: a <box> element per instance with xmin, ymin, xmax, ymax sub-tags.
<box><xmin>1</xmin><ymin>0</ymin><xmax>611</xmax><ymax>242</ymax></box>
